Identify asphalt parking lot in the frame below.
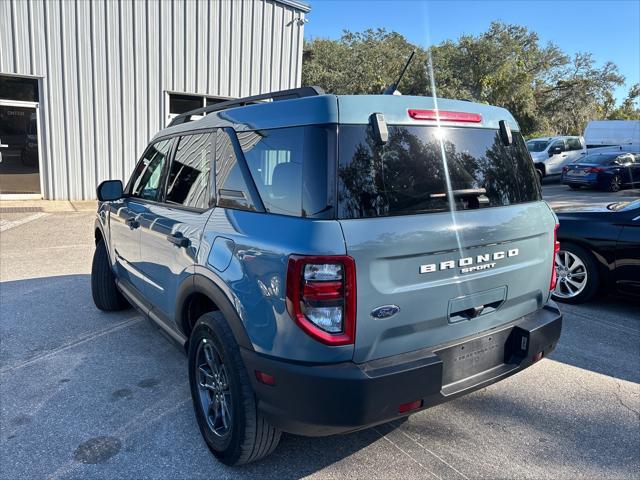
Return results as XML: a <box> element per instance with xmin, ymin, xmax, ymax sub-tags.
<box><xmin>1</xmin><ymin>186</ymin><xmax>639</xmax><ymax>479</ymax></box>
<box><xmin>541</xmin><ymin>180</ymin><xmax>639</xmax><ymax>209</ymax></box>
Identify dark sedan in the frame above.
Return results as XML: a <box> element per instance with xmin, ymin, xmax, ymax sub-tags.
<box><xmin>561</xmin><ymin>152</ymin><xmax>640</xmax><ymax>192</ymax></box>
<box><xmin>552</xmin><ymin>199</ymin><xmax>640</xmax><ymax>303</ymax></box>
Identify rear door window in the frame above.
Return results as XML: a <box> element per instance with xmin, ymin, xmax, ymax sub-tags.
<box><xmin>165</xmin><ymin>133</ymin><xmax>214</xmax><ymax>209</ymax></box>
<box><xmin>338</xmin><ymin>125</ymin><xmax>541</xmax><ymax>219</ymax></box>
<box><xmin>215</xmin><ymin>129</ymin><xmax>256</xmax><ymax>211</ymax></box>
<box><xmin>566</xmin><ymin>138</ymin><xmax>583</xmax><ymax>151</ymax></box>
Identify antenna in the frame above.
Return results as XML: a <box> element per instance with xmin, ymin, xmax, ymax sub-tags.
<box><xmin>383</xmin><ymin>50</ymin><xmax>415</xmax><ymax>95</ymax></box>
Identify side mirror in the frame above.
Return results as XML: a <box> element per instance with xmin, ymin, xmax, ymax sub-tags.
<box><xmin>97</xmin><ymin>180</ymin><xmax>124</xmax><ymax>201</ymax></box>
<box><xmin>549</xmin><ymin>146</ymin><xmax>562</xmax><ymax>157</ymax></box>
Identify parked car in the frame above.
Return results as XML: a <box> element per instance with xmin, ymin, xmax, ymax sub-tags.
<box><xmin>92</xmin><ymin>87</ymin><xmax>562</xmax><ymax>465</ymax></box>
<box><xmin>553</xmin><ymin>200</ymin><xmax>640</xmax><ymax>303</ymax></box>
<box><xmin>527</xmin><ymin>135</ymin><xmax>587</xmax><ymax>181</ymax></box>
<box><xmin>561</xmin><ymin>152</ymin><xmax>640</xmax><ymax>191</ymax></box>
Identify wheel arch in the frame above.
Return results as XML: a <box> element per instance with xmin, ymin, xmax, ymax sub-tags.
<box><xmin>176</xmin><ymin>274</ymin><xmax>254</xmax><ymax>351</ymax></box>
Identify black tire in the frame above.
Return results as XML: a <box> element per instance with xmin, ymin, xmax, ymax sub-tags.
<box><xmin>551</xmin><ymin>242</ymin><xmax>600</xmax><ymax>304</ymax></box>
<box><xmin>535</xmin><ymin>168</ymin><xmax>543</xmax><ymax>184</ymax></box>
<box><xmin>568</xmin><ymin>184</ymin><xmax>581</xmax><ymax>190</ymax></box>
<box><xmin>607</xmin><ymin>174</ymin><xmax>622</xmax><ymax>192</ymax></box>
<box><xmin>91</xmin><ymin>239</ymin><xmax>129</xmax><ymax>311</ymax></box>
<box><xmin>188</xmin><ymin>312</ymin><xmax>281</xmax><ymax>466</ymax></box>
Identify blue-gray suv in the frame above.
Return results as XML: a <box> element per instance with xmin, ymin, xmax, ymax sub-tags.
<box><xmin>92</xmin><ymin>87</ymin><xmax>563</xmax><ymax>465</ymax></box>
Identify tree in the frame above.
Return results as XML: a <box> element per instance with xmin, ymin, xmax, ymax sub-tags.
<box><xmin>302</xmin><ymin>23</ymin><xmax>629</xmax><ymax>136</ymax></box>
<box><xmin>603</xmin><ymin>84</ymin><xmax>640</xmax><ymax>120</ymax></box>
<box><xmin>302</xmin><ymin>29</ymin><xmax>429</xmax><ymax>95</ymax></box>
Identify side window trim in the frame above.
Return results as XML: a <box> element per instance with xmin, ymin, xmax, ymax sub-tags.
<box><xmin>219</xmin><ymin>127</ymin><xmax>266</xmax><ymax>213</ymax></box>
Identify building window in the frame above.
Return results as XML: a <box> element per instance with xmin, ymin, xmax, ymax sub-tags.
<box><xmin>0</xmin><ymin>75</ymin><xmax>39</xmax><ymax>102</ymax></box>
<box><xmin>166</xmin><ymin>92</ymin><xmax>230</xmax><ymax>125</ymax></box>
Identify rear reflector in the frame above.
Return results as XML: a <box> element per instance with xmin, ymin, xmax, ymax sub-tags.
<box><xmin>255</xmin><ymin>370</ymin><xmax>276</xmax><ymax>386</ymax></box>
<box><xmin>532</xmin><ymin>352</ymin><xmax>544</xmax><ymax>363</ymax></box>
<box><xmin>408</xmin><ymin>109</ymin><xmax>482</xmax><ymax>123</ymax></box>
<box><xmin>398</xmin><ymin>399</ymin><xmax>423</xmax><ymax>414</ymax></box>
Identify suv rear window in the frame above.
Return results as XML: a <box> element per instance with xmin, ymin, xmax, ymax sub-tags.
<box><xmin>338</xmin><ymin>125</ymin><xmax>541</xmax><ymax>219</ymax></box>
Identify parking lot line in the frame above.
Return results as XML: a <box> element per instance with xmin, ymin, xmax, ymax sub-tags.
<box><xmin>0</xmin><ymin>212</ymin><xmax>49</xmax><ymax>233</ymax></box>
<box><xmin>0</xmin><ymin>315</ymin><xmax>143</xmax><ymax>375</ymax></box>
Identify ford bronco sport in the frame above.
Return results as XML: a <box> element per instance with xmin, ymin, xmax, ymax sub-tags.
<box><xmin>92</xmin><ymin>87</ymin><xmax>563</xmax><ymax>465</ymax></box>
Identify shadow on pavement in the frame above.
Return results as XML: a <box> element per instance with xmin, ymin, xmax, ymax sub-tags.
<box><xmin>550</xmin><ymin>296</ymin><xmax>640</xmax><ymax>383</ymax></box>
<box><xmin>0</xmin><ymin>274</ymin><xmax>388</xmax><ymax>479</ymax></box>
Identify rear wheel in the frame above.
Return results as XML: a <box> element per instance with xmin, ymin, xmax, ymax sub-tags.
<box><xmin>188</xmin><ymin>312</ymin><xmax>281</xmax><ymax>465</ymax></box>
<box><xmin>91</xmin><ymin>239</ymin><xmax>129</xmax><ymax>311</ymax></box>
<box><xmin>552</xmin><ymin>243</ymin><xmax>599</xmax><ymax>304</ymax></box>
<box><xmin>607</xmin><ymin>174</ymin><xmax>622</xmax><ymax>192</ymax></box>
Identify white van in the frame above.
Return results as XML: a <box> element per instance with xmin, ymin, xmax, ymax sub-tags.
<box><xmin>526</xmin><ymin>136</ymin><xmax>587</xmax><ymax>180</ymax></box>
<box><xmin>584</xmin><ymin>120</ymin><xmax>640</xmax><ymax>148</ymax></box>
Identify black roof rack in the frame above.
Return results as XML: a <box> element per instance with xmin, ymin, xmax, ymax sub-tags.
<box><xmin>168</xmin><ymin>86</ymin><xmax>325</xmax><ymax>127</ymax></box>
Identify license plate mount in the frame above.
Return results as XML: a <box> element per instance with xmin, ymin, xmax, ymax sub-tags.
<box><xmin>437</xmin><ymin>328</ymin><xmax>511</xmax><ymax>386</ymax></box>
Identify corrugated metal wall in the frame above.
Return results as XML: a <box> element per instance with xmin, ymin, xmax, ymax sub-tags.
<box><xmin>0</xmin><ymin>0</ymin><xmax>307</xmax><ymax>200</ymax></box>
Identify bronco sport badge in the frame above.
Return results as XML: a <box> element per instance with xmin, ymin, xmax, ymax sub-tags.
<box><xmin>420</xmin><ymin>248</ymin><xmax>519</xmax><ymax>275</ymax></box>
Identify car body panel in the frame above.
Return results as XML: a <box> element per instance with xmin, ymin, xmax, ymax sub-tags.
<box><xmin>555</xmin><ymin>203</ymin><xmax>640</xmax><ymax>297</ymax></box>
<box><xmin>339</xmin><ymin>202</ymin><xmax>556</xmax><ymax>363</ymax></box>
<box><xmin>137</xmin><ymin>203</ymin><xmax>213</xmax><ymax>322</ymax></box>
<box><xmin>196</xmin><ymin>208</ymin><xmax>355</xmax><ymax>363</ymax></box>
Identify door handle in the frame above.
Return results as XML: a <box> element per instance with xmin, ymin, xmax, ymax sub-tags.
<box><xmin>125</xmin><ymin>217</ymin><xmax>140</xmax><ymax>229</ymax></box>
<box><xmin>166</xmin><ymin>232</ymin><xmax>190</xmax><ymax>248</ymax></box>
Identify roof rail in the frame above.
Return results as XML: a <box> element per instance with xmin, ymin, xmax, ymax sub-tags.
<box><xmin>168</xmin><ymin>86</ymin><xmax>325</xmax><ymax>127</ymax></box>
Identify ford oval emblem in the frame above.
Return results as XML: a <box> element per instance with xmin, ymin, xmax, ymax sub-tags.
<box><xmin>371</xmin><ymin>305</ymin><xmax>400</xmax><ymax>319</ymax></box>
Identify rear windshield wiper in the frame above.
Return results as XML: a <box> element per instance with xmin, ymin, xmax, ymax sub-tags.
<box><xmin>429</xmin><ymin>188</ymin><xmax>487</xmax><ymax>199</ymax></box>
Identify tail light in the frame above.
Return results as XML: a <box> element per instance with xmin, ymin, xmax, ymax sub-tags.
<box><xmin>550</xmin><ymin>224</ymin><xmax>560</xmax><ymax>291</ymax></box>
<box><xmin>586</xmin><ymin>167</ymin><xmax>603</xmax><ymax>173</ymax></box>
<box><xmin>286</xmin><ymin>255</ymin><xmax>356</xmax><ymax>346</ymax></box>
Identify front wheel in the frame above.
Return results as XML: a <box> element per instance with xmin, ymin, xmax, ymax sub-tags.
<box><xmin>188</xmin><ymin>312</ymin><xmax>281</xmax><ymax>465</ymax></box>
<box><xmin>91</xmin><ymin>239</ymin><xmax>129</xmax><ymax>311</ymax></box>
<box><xmin>552</xmin><ymin>243</ymin><xmax>599</xmax><ymax>304</ymax></box>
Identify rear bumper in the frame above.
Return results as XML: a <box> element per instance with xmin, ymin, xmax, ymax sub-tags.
<box><xmin>561</xmin><ymin>173</ymin><xmax>599</xmax><ymax>185</ymax></box>
<box><xmin>241</xmin><ymin>302</ymin><xmax>562</xmax><ymax>437</ymax></box>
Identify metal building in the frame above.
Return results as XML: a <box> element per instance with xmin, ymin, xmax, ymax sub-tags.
<box><xmin>0</xmin><ymin>0</ymin><xmax>309</xmax><ymax>200</ymax></box>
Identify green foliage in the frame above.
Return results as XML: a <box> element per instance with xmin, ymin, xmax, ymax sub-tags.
<box><xmin>302</xmin><ymin>23</ymin><xmax>630</xmax><ymax>136</ymax></box>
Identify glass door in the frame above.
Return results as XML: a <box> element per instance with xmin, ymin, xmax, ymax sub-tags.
<box><xmin>0</xmin><ymin>103</ymin><xmax>40</xmax><ymax>194</ymax></box>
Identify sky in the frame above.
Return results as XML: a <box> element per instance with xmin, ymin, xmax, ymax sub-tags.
<box><xmin>304</xmin><ymin>0</ymin><xmax>640</xmax><ymax>104</ymax></box>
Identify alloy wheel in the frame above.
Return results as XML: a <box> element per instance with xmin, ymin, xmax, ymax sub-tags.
<box><xmin>553</xmin><ymin>250</ymin><xmax>588</xmax><ymax>299</ymax></box>
<box><xmin>196</xmin><ymin>339</ymin><xmax>233</xmax><ymax>438</ymax></box>
<box><xmin>609</xmin><ymin>175</ymin><xmax>622</xmax><ymax>192</ymax></box>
